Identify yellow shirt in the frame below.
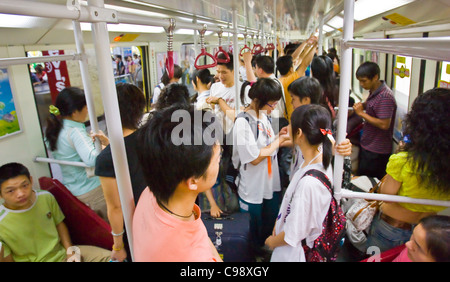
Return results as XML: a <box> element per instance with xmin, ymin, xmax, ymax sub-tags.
<box><xmin>279</xmin><ymin>71</ymin><xmax>301</xmax><ymax>121</ymax></box>
<box><xmin>386</xmin><ymin>152</ymin><xmax>450</xmax><ymax>213</ymax></box>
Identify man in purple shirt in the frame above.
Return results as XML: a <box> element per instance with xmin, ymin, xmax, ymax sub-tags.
<box><xmin>353</xmin><ymin>62</ymin><xmax>397</xmax><ymax>180</ymax></box>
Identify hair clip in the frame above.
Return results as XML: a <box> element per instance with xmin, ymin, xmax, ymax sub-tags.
<box><xmin>320</xmin><ymin>128</ymin><xmax>335</xmax><ymax>143</ymax></box>
<box><xmin>320</xmin><ymin>128</ymin><xmax>332</xmax><ymax>136</ymax></box>
<box><xmin>49</xmin><ymin>105</ymin><xmax>60</xmax><ymax>116</ymax></box>
<box><xmin>402</xmin><ymin>134</ymin><xmax>411</xmax><ymax>144</ymax></box>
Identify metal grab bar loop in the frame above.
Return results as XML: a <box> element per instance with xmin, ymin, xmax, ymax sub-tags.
<box><xmin>214</xmin><ymin>27</ymin><xmax>230</xmax><ymax>63</ymax></box>
<box><xmin>164</xmin><ymin>18</ymin><xmax>176</xmax><ymax>79</ymax></box>
<box><xmin>194</xmin><ymin>24</ymin><xmax>218</xmax><ymax>69</ymax></box>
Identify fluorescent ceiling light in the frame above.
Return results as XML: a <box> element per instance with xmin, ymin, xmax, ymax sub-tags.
<box><xmin>322</xmin><ymin>25</ymin><xmax>335</xmax><ymax>33</ymax></box>
<box><xmin>175</xmin><ymin>29</ymin><xmax>214</xmax><ymax>35</ymax></box>
<box><xmin>354</xmin><ymin>0</ymin><xmax>415</xmax><ymax>21</ymax></box>
<box><xmin>0</xmin><ymin>13</ymin><xmax>43</xmax><ymax>28</ymax></box>
<box><xmin>326</xmin><ymin>15</ymin><xmax>343</xmax><ymax>29</ymax></box>
<box><xmin>80</xmin><ymin>22</ymin><xmax>164</xmax><ymax>33</ymax></box>
<box><xmin>104</xmin><ymin>4</ymin><xmax>167</xmax><ymax>18</ymax></box>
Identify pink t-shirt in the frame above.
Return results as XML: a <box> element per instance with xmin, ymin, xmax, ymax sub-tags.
<box><xmin>132</xmin><ymin>188</ymin><xmax>216</xmax><ymax>262</ymax></box>
<box><xmin>392</xmin><ymin>247</ymin><xmax>412</xmax><ymax>262</ymax></box>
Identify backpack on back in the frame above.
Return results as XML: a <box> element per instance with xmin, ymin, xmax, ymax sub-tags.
<box><xmin>221</xmin><ymin>111</ymin><xmax>259</xmax><ymax>194</ymax></box>
<box><xmin>301</xmin><ymin>169</ymin><xmax>346</xmax><ymax>262</ymax></box>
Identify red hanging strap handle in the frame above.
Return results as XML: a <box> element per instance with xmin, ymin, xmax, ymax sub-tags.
<box><xmin>239</xmin><ymin>31</ymin><xmax>252</xmax><ymax>56</ymax></box>
<box><xmin>251</xmin><ymin>32</ymin><xmax>264</xmax><ymax>55</ymax></box>
<box><xmin>214</xmin><ymin>27</ymin><xmax>230</xmax><ymax>63</ymax></box>
<box><xmin>194</xmin><ymin>24</ymin><xmax>217</xmax><ymax>70</ymax></box>
<box><xmin>165</xmin><ymin>18</ymin><xmax>176</xmax><ymax>79</ymax></box>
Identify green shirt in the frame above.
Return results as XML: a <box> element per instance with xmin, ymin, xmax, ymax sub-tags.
<box><xmin>0</xmin><ymin>190</ymin><xmax>66</xmax><ymax>262</ymax></box>
<box><xmin>386</xmin><ymin>152</ymin><xmax>450</xmax><ymax>213</ymax></box>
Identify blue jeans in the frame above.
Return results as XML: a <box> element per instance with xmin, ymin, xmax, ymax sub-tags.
<box><xmin>239</xmin><ymin>193</ymin><xmax>280</xmax><ymax>249</ymax></box>
<box><xmin>365</xmin><ymin>213</ymin><xmax>413</xmax><ymax>253</ymax></box>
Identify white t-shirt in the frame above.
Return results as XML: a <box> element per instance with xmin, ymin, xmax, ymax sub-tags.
<box><xmin>232</xmin><ymin>111</ymin><xmax>281</xmax><ymax>204</ymax></box>
<box><xmin>195</xmin><ymin>90</ymin><xmax>212</xmax><ymax>111</ymax></box>
<box><xmin>270</xmin><ymin>162</ymin><xmax>332</xmax><ymax>262</ymax></box>
<box><xmin>152</xmin><ymin>82</ymin><xmax>165</xmax><ymax>104</ymax></box>
<box><xmin>210</xmin><ymin>81</ymin><xmax>242</xmax><ymax>134</ymax></box>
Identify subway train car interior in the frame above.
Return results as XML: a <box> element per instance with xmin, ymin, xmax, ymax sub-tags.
<box><xmin>0</xmin><ymin>0</ymin><xmax>449</xmax><ymax>264</ymax></box>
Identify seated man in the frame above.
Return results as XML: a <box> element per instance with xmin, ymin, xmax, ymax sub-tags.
<box><xmin>133</xmin><ymin>105</ymin><xmax>223</xmax><ymax>262</ymax></box>
<box><xmin>0</xmin><ymin>162</ymin><xmax>111</xmax><ymax>262</ymax></box>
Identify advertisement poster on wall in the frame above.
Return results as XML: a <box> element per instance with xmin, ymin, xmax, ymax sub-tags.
<box><xmin>0</xmin><ymin>68</ymin><xmax>21</xmax><ymax>139</ymax></box>
<box><xmin>42</xmin><ymin>50</ymin><xmax>71</xmax><ymax>104</ymax></box>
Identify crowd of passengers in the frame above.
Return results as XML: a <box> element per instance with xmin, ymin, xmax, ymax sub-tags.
<box><xmin>0</xmin><ymin>36</ymin><xmax>449</xmax><ymax>262</ymax></box>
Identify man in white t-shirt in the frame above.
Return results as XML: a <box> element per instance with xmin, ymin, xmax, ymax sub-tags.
<box><xmin>209</xmin><ymin>52</ymin><xmax>242</xmax><ymax>135</ymax></box>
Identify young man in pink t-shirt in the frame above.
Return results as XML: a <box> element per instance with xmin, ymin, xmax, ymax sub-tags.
<box><xmin>132</xmin><ymin>106</ymin><xmax>222</xmax><ymax>262</ymax></box>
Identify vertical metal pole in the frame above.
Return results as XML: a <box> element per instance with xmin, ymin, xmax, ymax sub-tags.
<box><xmin>273</xmin><ymin>0</ymin><xmax>277</xmax><ymax>75</ymax></box>
<box><xmin>72</xmin><ymin>20</ymin><xmax>101</xmax><ymax>154</ymax></box>
<box><xmin>318</xmin><ymin>12</ymin><xmax>324</xmax><ymax>56</ymax></box>
<box><xmin>232</xmin><ymin>8</ymin><xmax>240</xmax><ymax>111</ymax></box>
<box><xmin>333</xmin><ymin>0</ymin><xmax>354</xmax><ymax>203</ymax></box>
<box><xmin>88</xmin><ymin>0</ymin><xmax>135</xmax><ymax>260</ymax></box>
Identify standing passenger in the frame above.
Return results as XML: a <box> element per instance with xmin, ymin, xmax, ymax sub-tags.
<box><xmin>94</xmin><ymin>83</ymin><xmax>147</xmax><ymax>262</ymax></box>
<box><xmin>232</xmin><ymin>78</ymin><xmax>290</xmax><ymax>252</ymax></box>
<box><xmin>208</xmin><ymin>52</ymin><xmax>240</xmax><ymax>135</ymax></box>
<box><xmin>364</xmin><ymin>88</ymin><xmax>450</xmax><ymax>252</ymax></box>
<box><xmin>152</xmin><ymin>64</ymin><xmax>183</xmax><ymax>106</ymax></box>
<box><xmin>45</xmin><ymin>87</ymin><xmax>108</xmax><ymax>220</ymax></box>
<box><xmin>132</xmin><ymin>106</ymin><xmax>223</xmax><ymax>262</ymax></box>
<box><xmin>353</xmin><ymin>61</ymin><xmax>397</xmax><ymax>180</ymax></box>
<box><xmin>265</xmin><ymin>104</ymin><xmax>337</xmax><ymax>262</ymax></box>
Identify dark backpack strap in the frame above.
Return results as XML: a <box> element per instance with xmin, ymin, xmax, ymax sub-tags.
<box><xmin>300</xmin><ymin>169</ymin><xmax>333</xmax><ymax>248</ymax></box>
<box><xmin>302</xmin><ymin>169</ymin><xmax>333</xmax><ymax>195</ymax></box>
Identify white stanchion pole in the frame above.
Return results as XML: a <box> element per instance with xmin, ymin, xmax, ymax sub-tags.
<box><xmin>333</xmin><ymin>0</ymin><xmax>354</xmax><ymax>203</ymax></box>
<box><xmin>88</xmin><ymin>0</ymin><xmax>135</xmax><ymax>261</ymax></box>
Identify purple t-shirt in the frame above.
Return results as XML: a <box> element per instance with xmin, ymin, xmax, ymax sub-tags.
<box><xmin>361</xmin><ymin>82</ymin><xmax>397</xmax><ymax>154</ymax></box>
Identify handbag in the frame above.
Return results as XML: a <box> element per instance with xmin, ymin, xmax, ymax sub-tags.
<box><xmin>345</xmin><ymin>175</ymin><xmax>386</xmax><ymax>232</ymax></box>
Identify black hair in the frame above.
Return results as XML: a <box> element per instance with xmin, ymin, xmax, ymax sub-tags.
<box><xmin>248</xmin><ymin>78</ymin><xmax>282</xmax><ymax>110</ymax></box>
<box><xmin>276</xmin><ymin>56</ymin><xmax>293</xmax><ymax>76</ymax></box>
<box><xmin>217</xmin><ymin>52</ymin><xmax>234</xmax><ymax>71</ymax></box>
<box><xmin>161</xmin><ymin>64</ymin><xmax>183</xmax><ymax>86</ymax></box>
<box><xmin>116</xmin><ymin>83</ymin><xmax>146</xmax><ymax>130</ymax></box>
<box><xmin>419</xmin><ymin>215</ymin><xmax>450</xmax><ymax>262</ymax></box>
<box><xmin>401</xmin><ymin>88</ymin><xmax>450</xmax><ymax>193</ymax></box>
<box><xmin>0</xmin><ymin>162</ymin><xmax>31</xmax><ymax>192</ymax></box>
<box><xmin>311</xmin><ymin>55</ymin><xmax>338</xmax><ymax>107</ymax></box>
<box><xmin>137</xmin><ymin>105</ymin><xmax>219</xmax><ymax>203</ymax></box>
<box><xmin>356</xmin><ymin>61</ymin><xmax>380</xmax><ymax>80</ymax></box>
<box><xmin>45</xmin><ymin>87</ymin><xmax>87</xmax><ymax>151</ymax></box>
<box><xmin>287</xmin><ymin>76</ymin><xmax>322</xmax><ymax>105</ymax></box>
<box><xmin>154</xmin><ymin>83</ymin><xmax>191</xmax><ymax>111</ymax></box>
<box><xmin>191</xmin><ymin>68</ymin><xmax>213</xmax><ymax>87</ymax></box>
<box><xmin>290</xmin><ymin>104</ymin><xmax>332</xmax><ymax>169</ymax></box>
<box><xmin>254</xmin><ymin>55</ymin><xmax>274</xmax><ymax>74</ymax></box>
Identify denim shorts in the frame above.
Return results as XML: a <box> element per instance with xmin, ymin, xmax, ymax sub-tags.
<box><xmin>365</xmin><ymin>212</ymin><xmax>413</xmax><ymax>253</ymax></box>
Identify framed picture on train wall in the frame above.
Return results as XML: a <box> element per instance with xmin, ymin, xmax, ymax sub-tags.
<box><xmin>0</xmin><ymin>68</ymin><xmax>22</xmax><ymax>139</ymax></box>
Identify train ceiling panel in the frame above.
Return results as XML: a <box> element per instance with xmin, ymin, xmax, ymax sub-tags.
<box><xmin>0</xmin><ymin>0</ymin><xmax>450</xmax><ymax>46</ymax></box>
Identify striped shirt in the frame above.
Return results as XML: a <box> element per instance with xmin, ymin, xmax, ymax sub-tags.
<box><xmin>361</xmin><ymin>81</ymin><xmax>397</xmax><ymax>154</ymax></box>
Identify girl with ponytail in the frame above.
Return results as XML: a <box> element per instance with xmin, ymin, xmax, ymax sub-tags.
<box><xmin>45</xmin><ymin>87</ymin><xmax>108</xmax><ymax>220</ymax></box>
<box><xmin>265</xmin><ymin>104</ymin><xmax>336</xmax><ymax>261</ymax></box>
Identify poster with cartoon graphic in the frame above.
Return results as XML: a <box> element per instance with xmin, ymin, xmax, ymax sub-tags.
<box><xmin>0</xmin><ymin>68</ymin><xmax>21</xmax><ymax>139</ymax></box>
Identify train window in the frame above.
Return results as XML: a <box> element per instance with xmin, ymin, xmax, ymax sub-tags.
<box><xmin>438</xmin><ymin>61</ymin><xmax>450</xmax><ymax>89</ymax></box>
<box><xmin>392</xmin><ymin>55</ymin><xmax>412</xmax><ymax>142</ymax></box>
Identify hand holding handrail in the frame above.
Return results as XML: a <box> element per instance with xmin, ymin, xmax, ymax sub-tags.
<box><xmin>194</xmin><ymin>24</ymin><xmax>217</xmax><ymax>69</ymax></box>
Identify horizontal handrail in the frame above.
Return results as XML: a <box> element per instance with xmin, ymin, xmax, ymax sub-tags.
<box><xmin>0</xmin><ymin>54</ymin><xmax>82</xmax><ymax>68</ymax></box>
<box><xmin>341</xmin><ymin>189</ymin><xmax>450</xmax><ymax>208</ymax></box>
<box><xmin>34</xmin><ymin>157</ymin><xmax>90</xmax><ymax>168</ymax></box>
